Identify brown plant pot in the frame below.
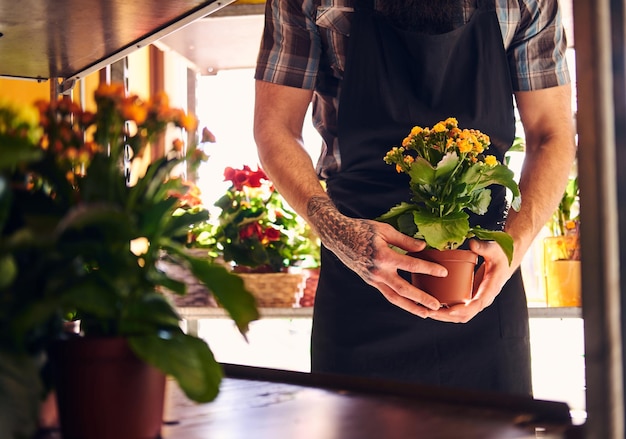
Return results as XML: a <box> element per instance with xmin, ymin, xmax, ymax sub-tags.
<box><xmin>409</xmin><ymin>249</ymin><xmax>478</xmax><ymax>306</ymax></box>
<box><xmin>51</xmin><ymin>337</ymin><xmax>166</xmax><ymax>439</ymax></box>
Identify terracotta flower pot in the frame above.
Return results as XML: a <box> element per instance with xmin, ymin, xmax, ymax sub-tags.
<box><xmin>51</xmin><ymin>337</ymin><xmax>166</xmax><ymax>439</ymax></box>
<box><xmin>409</xmin><ymin>249</ymin><xmax>478</xmax><ymax>306</ymax></box>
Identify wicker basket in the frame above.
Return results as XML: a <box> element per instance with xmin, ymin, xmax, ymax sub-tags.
<box><xmin>237</xmin><ymin>272</ymin><xmax>305</xmax><ymax>308</ymax></box>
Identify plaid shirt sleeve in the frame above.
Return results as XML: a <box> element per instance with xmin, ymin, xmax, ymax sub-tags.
<box><xmin>254</xmin><ymin>0</ymin><xmax>321</xmax><ymax>90</ymax></box>
<box><xmin>502</xmin><ymin>0</ymin><xmax>571</xmax><ymax>91</ymax></box>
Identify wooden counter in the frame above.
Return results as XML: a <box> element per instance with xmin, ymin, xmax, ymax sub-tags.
<box><xmin>162</xmin><ymin>363</ymin><xmax>582</xmax><ymax>439</ymax></box>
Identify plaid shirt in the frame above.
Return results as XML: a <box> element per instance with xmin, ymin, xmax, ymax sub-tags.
<box><xmin>255</xmin><ymin>0</ymin><xmax>571</xmax><ymax>178</ymax></box>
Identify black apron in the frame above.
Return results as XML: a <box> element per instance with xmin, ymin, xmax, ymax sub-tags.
<box><xmin>311</xmin><ymin>0</ymin><xmax>532</xmax><ymax>396</ymax></box>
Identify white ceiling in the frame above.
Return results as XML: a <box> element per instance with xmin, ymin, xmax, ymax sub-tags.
<box><xmin>158</xmin><ymin>5</ymin><xmax>265</xmax><ymax>74</ymax></box>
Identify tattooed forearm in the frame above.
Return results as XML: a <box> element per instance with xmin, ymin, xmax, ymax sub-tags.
<box><xmin>307</xmin><ymin>196</ymin><xmax>378</xmax><ymax>276</ymax></box>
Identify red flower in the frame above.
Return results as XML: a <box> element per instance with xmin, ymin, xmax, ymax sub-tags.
<box><xmin>232</xmin><ymin>171</ymin><xmax>249</xmax><ymax>191</ymax></box>
<box><xmin>223</xmin><ymin>167</ymin><xmax>237</xmax><ymax>181</ymax></box>
<box><xmin>263</xmin><ymin>227</ymin><xmax>281</xmax><ymax>242</ymax></box>
<box><xmin>239</xmin><ymin>222</ymin><xmax>263</xmax><ymax>241</ymax></box>
<box><xmin>247</xmin><ymin>168</ymin><xmax>267</xmax><ymax>188</ymax></box>
<box><xmin>223</xmin><ymin>165</ymin><xmax>268</xmax><ymax>190</ymax></box>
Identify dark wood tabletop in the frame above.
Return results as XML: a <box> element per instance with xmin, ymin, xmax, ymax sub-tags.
<box><xmin>162</xmin><ymin>363</ymin><xmax>584</xmax><ymax>439</ymax></box>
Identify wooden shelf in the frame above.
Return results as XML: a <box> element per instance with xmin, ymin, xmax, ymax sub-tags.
<box><xmin>0</xmin><ymin>0</ymin><xmax>235</xmax><ymax>84</ymax></box>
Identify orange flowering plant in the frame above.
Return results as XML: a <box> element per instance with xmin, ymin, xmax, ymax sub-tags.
<box><xmin>0</xmin><ymin>84</ymin><xmax>258</xmax><ymax>434</ymax></box>
<box><xmin>377</xmin><ymin>118</ymin><xmax>521</xmax><ymax>264</ymax></box>
<box><xmin>198</xmin><ymin>165</ymin><xmax>317</xmax><ymax>273</ymax></box>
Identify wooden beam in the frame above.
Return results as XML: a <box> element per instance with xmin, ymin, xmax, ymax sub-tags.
<box><xmin>573</xmin><ymin>0</ymin><xmax>625</xmax><ymax>437</ymax></box>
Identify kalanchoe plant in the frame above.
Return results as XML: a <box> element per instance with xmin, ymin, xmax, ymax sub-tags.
<box><xmin>0</xmin><ymin>85</ymin><xmax>258</xmax><ymax>437</ymax></box>
<box><xmin>377</xmin><ymin>118</ymin><xmax>521</xmax><ymax>264</ymax></box>
<box><xmin>198</xmin><ymin>165</ymin><xmax>315</xmax><ymax>273</ymax></box>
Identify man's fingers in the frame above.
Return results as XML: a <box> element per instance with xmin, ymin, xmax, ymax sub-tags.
<box><xmin>375</xmin><ymin>282</ymin><xmax>433</xmax><ymax>318</ymax></box>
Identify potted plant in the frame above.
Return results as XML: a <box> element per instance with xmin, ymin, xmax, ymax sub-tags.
<box><xmin>377</xmin><ymin>118</ymin><xmax>521</xmax><ymax>305</ymax></box>
<box><xmin>0</xmin><ymin>85</ymin><xmax>259</xmax><ymax>439</ymax></box>
<box><xmin>197</xmin><ymin>165</ymin><xmax>319</xmax><ymax>307</ymax></box>
<box><xmin>543</xmin><ymin>175</ymin><xmax>581</xmax><ymax>307</ymax></box>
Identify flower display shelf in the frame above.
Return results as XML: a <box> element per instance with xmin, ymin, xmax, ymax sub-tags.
<box><xmin>176</xmin><ymin>305</ymin><xmax>582</xmax><ymax>336</ymax></box>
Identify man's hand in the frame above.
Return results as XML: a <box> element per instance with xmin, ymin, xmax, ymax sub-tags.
<box><xmin>427</xmin><ymin>239</ymin><xmax>518</xmax><ymax>323</ymax></box>
<box><xmin>308</xmin><ymin>196</ymin><xmax>447</xmax><ymax>317</ymax></box>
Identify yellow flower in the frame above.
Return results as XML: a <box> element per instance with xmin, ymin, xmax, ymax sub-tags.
<box><xmin>433</xmin><ymin>122</ymin><xmax>446</xmax><ymax>133</ymax></box>
<box><xmin>444</xmin><ymin>117</ymin><xmax>458</xmax><ymax>128</ymax></box>
<box><xmin>410</xmin><ymin>126</ymin><xmax>423</xmax><ymax>136</ymax></box>
<box><xmin>402</xmin><ymin>136</ymin><xmax>412</xmax><ymax>147</ymax></box>
<box><xmin>403</xmin><ymin>155</ymin><xmax>414</xmax><ymax>166</ymax></box>
<box><xmin>484</xmin><ymin>155</ymin><xmax>497</xmax><ymax>166</ymax></box>
<box><xmin>457</xmin><ymin>139</ymin><xmax>473</xmax><ymax>153</ymax></box>
<box><xmin>472</xmin><ymin>142</ymin><xmax>485</xmax><ymax>154</ymax></box>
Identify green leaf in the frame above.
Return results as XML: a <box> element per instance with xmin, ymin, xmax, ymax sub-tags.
<box><xmin>434</xmin><ymin>151</ymin><xmax>460</xmax><ymax>182</ymax></box>
<box><xmin>407</xmin><ymin>157</ymin><xmax>436</xmax><ymax>185</ymax></box>
<box><xmin>60</xmin><ymin>282</ymin><xmax>119</xmax><ymax>320</ymax></box>
<box><xmin>159</xmin><ymin>241</ymin><xmax>259</xmax><ymax>336</ymax></box>
<box><xmin>412</xmin><ymin>210</ymin><xmax>470</xmax><ymax>250</ymax></box>
<box><xmin>0</xmin><ymin>176</ymin><xmax>12</xmax><ymax>232</ymax></box>
<box><xmin>0</xmin><ymin>254</ymin><xmax>17</xmax><ymax>289</ymax></box>
<box><xmin>137</xmin><ymin>196</ymin><xmax>179</xmax><ymax>238</ymax></box>
<box><xmin>56</xmin><ymin>203</ymin><xmax>135</xmax><ymax>243</ymax></box>
<box><xmin>0</xmin><ymin>134</ymin><xmax>43</xmax><ymax>169</ymax></box>
<box><xmin>0</xmin><ymin>349</ymin><xmax>43</xmax><ymax>439</ymax></box>
<box><xmin>168</xmin><ymin>209</ymin><xmax>209</xmax><ymax>234</ymax></box>
<box><xmin>152</xmin><ymin>266</ymin><xmax>187</xmax><ymax>296</ymax></box>
<box><xmin>129</xmin><ymin>332</ymin><xmax>223</xmax><ymax>403</ymax></box>
<box><xmin>376</xmin><ymin>202</ymin><xmax>418</xmax><ymax>223</ymax></box>
<box><xmin>119</xmin><ymin>293</ymin><xmax>181</xmax><ymax>335</ymax></box>
<box><xmin>470</xmin><ymin>227</ymin><xmax>514</xmax><ymax>265</ymax></box>
<box><xmin>186</xmin><ymin>258</ymin><xmax>259</xmax><ymax>335</ymax></box>
<box><xmin>397</xmin><ymin>212</ymin><xmax>418</xmax><ymax>236</ymax></box>
<box><xmin>462</xmin><ymin>164</ymin><xmax>521</xmax><ymax>211</ymax></box>
<box><xmin>467</xmin><ymin>188</ymin><xmax>492</xmax><ymax>216</ymax></box>
<box><xmin>376</xmin><ymin>204</ymin><xmax>417</xmax><ymax>235</ymax></box>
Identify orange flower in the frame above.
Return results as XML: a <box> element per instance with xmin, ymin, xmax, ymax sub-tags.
<box><xmin>120</xmin><ymin>98</ymin><xmax>148</xmax><ymax>125</ymax></box>
<box><xmin>178</xmin><ymin>112</ymin><xmax>198</xmax><ymax>132</ymax></box>
<box><xmin>95</xmin><ymin>83</ymin><xmax>125</xmax><ymax>99</ymax></box>
<box><xmin>172</xmin><ymin>138</ymin><xmax>185</xmax><ymax>152</ymax></box>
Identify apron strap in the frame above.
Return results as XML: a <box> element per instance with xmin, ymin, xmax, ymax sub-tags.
<box><xmin>355</xmin><ymin>0</ymin><xmax>375</xmax><ymax>12</ymax></box>
<box><xmin>477</xmin><ymin>0</ymin><xmax>495</xmax><ymax>11</ymax></box>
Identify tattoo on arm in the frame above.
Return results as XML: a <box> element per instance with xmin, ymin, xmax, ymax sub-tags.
<box><xmin>307</xmin><ymin>196</ymin><xmax>378</xmax><ymax>275</ymax></box>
